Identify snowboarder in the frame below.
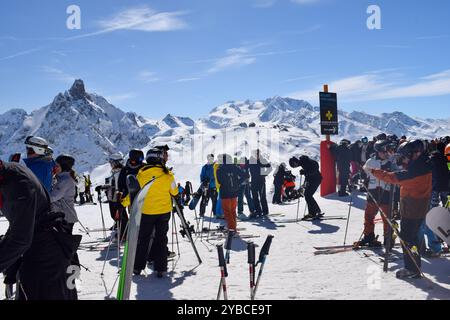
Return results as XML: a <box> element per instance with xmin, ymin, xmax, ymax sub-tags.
<box><xmin>216</xmin><ymin>154</ymin><xmax>246</xmax><ymax>232</ymax></box>
<box><xmin>249</xmin><ymin>150</ymin><xmax>272</xmax><ymax>218</ymax></box>
<box><xmin>289</xmin><ymin>155</ymin><xmax>323</xmax><ymax>219</ymax></box>
<box><xmin>118</xmin><ymin>149</ymin><xmax>145</xmax><ymax>203</ymax></box>
<box><xmin>0</xmin><ymin>160</ymin><xmax>80</xmax><ymax>300</ymax></box>
<box><xmin>357</xmin><ymin>140</ymin><xmax>393</xmax><ymax>247</ymax></box>
<box><xmin>23</xmin><ymin>136</ymin><xmax>56</xmax><ymax>193</ymax></box>
<box><xmin>199</xmin><ymin>154</ymin><xmax>218</xmax><ymax>217</ymax></box>
<box><xmin>370</xmin><ymin>140</ymin><xmax>432</xmax><ymax>279</ymax></box>
<box><xmin>133</xmin><ymin>147</ymin><xmax>178</xmax><ymax>278</ymax></box>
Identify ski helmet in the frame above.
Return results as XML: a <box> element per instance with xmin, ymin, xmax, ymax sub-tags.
<box><xmin>109</xmin><ymin>152</ymin><xmax>124</xmax><ymax>166</ymax></box>
<box><xmin>445</xmin><ymin>143</ymin><xmax>450</xmax><ymax>162</ymax></box>
<box><xmin>289</xmin><ymin>157</ymin><xmax>300</xmax><ymax>168</ymax></box>
<box><xmin>128</xmin><ymin>149</ymin><xmax>144</xmax><ymax>166</ymax></box>
<box><xmin>55</xmin><ymin>154</ymin><xmax>75</xmax><ymax>171</ymax></box>
<box><xmin>361</xmin><ymin>137</ymin><xmax>369</xmax><ymax>144</ymax></box>
<box><xmin>376</xmin><ymin>133</ymin><xmax>387</xmax><ymax>141</ymax></box>
<box><xmin>24</xmin><ymin>136</ymin><xmax>51</xmax><ymax>156</ymax></box>
<box><xmin>374</xmin><ymin>140</ymin><xmax>390</xmax><ymax>153</ymax></box>
<box><xmin>397</xmin><ymin>140</ymin><xmax>424</xmax><ymax>159</ymax></box>
<box><xmin>146</xmin><ymin>148</ymin><xmax>164</xmax><ymax>165</ymax></box>
<box><xmin>339</xmin><ymin>139</ymin><xmax>351</xmax><ymax>146</ymax></box>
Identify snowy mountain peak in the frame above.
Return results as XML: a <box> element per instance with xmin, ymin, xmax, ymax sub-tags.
<box><xmin>69</xmin><ymin>79</ymin><xmax>87</xmax><ymax>100</ymax></box>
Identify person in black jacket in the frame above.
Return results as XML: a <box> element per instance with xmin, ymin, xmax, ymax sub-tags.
<box><xmin>0</xmin><ymin>161</ymin><xmax>79</xmax><ymax>300</ymax></box>
<box><xmin>273</xmin><ymin>163</ymin><xmax>287</xmax><ymax>205</ymax></box>
<box><xmin>249</xmin><ymin>150</ymin><xmax>272</xmax><ymax>218</ymax></box>
<box><xmin>330</xmin><ymin>139</ymin><xmax>353</xmax><ymax>197</ymax></box>
<box><xmin>237</xmin><ymin>157</ymin><xmax>255</xmax><ymax>217</ymax></box>
<box><xmin>289</xmin><ymin>155</ymin><xmax>323</xmax><ymax>219</ymax></box>
<box><xmin>216</xmin><ymin>154</ymin><xmax>246</xmax><ymax>232</ymax></box>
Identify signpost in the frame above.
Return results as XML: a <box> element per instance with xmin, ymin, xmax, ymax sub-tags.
<box><xmin>320</xmin><ymin>85</ymin><xmax>338</xmax><ymax>197</ymax></box>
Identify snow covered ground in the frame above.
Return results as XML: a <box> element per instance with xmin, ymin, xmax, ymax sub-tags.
<box><xmin>2</xmin><ymin>190</ymin><xmax>449</xmax><ymax>300</ymax></box>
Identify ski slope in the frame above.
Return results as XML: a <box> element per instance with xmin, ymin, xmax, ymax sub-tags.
<box><xmin>2</xmin><ymin>190</ymin><xmax>449</xmax><ymax>300</ymax></box>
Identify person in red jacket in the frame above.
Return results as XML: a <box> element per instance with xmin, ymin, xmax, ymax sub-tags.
<box><xmin>369</xmin><ymin>140</ymin><xmax>432</xmax><ymax>279</ymax></box>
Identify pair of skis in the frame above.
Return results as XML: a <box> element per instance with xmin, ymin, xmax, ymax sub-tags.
<box><xmin>216</xmin><ymin>234</ymin><xmax>274</xmax><ymax>300</ymax></box>
<box><xmin>216</xmin><ymin>232</ymin><xmax>234</xmax><ymax>300</ymax></box>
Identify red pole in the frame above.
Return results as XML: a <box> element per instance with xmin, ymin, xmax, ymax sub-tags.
<box><xmin>320</xmin><ymin>84</ymin><xmax>337</xmax><ymax>197</ymax></box>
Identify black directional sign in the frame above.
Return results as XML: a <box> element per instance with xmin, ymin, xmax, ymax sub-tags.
<box><xmin>319</xmin><ymin>92</ymin><xmax>338</xmax><ymax>135</ymax></box>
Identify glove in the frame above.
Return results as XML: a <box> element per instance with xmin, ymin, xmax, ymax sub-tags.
<box><xmin>299</xmin><ymin>169</ymin><xmax>306</xmax><ymax>176</ymax></box>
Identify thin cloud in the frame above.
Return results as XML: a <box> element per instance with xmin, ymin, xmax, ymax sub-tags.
<box><xmin>174</xmin><ymin>77</ymin><xmax>201</xmax><ymax>83</ymax></box>
<box><xmin>66</xmin><ymin>6</ymin><xmax>188</xmax><ymax>40</ymax></box>
<box><xmin>208</xmin><ymin>47</ymin><xmax>257</xmax><ymax>73</ymax></box>
<box><xmin>0</xmin><ymin>47</ymin><xmax>41</xmax><ymax>62</ymax></box>
<box><xmin>137</xmin><ymin>71</ymin><xmax>159</xmax><ymax>83</ymax></box>
<box><xmin>281</xmin><ymin>75</ymin><xmax>321</xmax><ymax>83</ymax></box>
<box><xmin>288</xmin><ymin>69</ymin><xmax>450</xmax><ymax>104</ymax></box>
<box><xmin>41</xmin><ymin>66</ymin><xmax>76</xmax><ymax>84</ymax></box>
<box><xmin>376</xmin><ymin>44</ymin><xmax>412</xmax><ymax>49</ymax></box>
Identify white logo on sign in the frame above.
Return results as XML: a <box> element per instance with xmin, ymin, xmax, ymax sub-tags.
<box><xmin>367</xmin><ymin>5</ymin><xmax>382</xmax><ymax>30</ymax></box>
<box><xmin>66</xmin><ymin>5</ymin><xmax>81</xmax><ymax>30</ymax></box>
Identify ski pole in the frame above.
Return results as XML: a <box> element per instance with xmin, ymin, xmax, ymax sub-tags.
<box><xmin>216</xmin><ymin>244</ymin><xmax>228</xmax><ymax>300</ymax></box>
<box><xmin>225</xmin><ymin>231</ymin><xmax>234</xmax><ymax>264</ymax></box>
<box><xmin>77</xmin><ymin>219</ymin><xmax>91</xmax><ymax>237</ymax></box>
<box><xmin>343</xmin><ymin>191</ymin><xmax>354</xmax><ymax>246</ymax></box>
<box><xmin>252</xmin><ymin>235</ymin><xmax>274</xmax><ymax>300</ymax></box>
<box><xmin>363</xmin><ymin>186</ymin><xmax>431</xmax><ymax>283</ymax></box>
<box><xmin>247</xmin><ymin>242</ymin><xmax>256</xmax><ymax>300</ymax></box>
<box><xmin>97</xmin><ymin>191</ymin><xmax>107</xmax><ymax>239</ymax></box>
<box><xmin>172</xmin><ymin>198</ymin><xmax>202</xmax><ymax>264</ymax></box>
<box><xmin>296</xmin><ymin>175</ymin><xmax>303</xmax><ymax>222</ymax></box>
<box><xmin>101</xmin><ymin>229</ymin><xmax>117</xmax><ymax>276</ymax></box>
<box><xmin>384</xmin><ymin>184</ymin><xmax>395</xmax><ymax>272</ymax></box>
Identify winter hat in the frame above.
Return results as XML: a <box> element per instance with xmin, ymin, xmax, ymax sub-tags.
<box><xmin>56</xmin><ymin>154</ymin><xmax>75</xmax><ymax>172</ymax></box>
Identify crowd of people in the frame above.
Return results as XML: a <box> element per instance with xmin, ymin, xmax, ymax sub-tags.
<box><xmin>0</xmin><ymin>132</ymin><xmax>449</xmax><ymax>299</ymax></box>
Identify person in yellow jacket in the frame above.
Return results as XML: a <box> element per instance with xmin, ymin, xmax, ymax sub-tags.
<box><xmin>133</xmin><ymin>147</ymin><xmax>178</xmax><ymax>278</ymax></box>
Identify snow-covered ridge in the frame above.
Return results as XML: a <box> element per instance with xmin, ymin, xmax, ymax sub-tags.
<box><xmin>0</xmin><ymin>79</ymin><xmax>448</xmax><ymax>175</ymax></box>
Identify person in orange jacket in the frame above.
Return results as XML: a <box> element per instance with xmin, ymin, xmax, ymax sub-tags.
<box><xmin>369</xmin><ymin>140</ymin><xmax>432</xmax><ymax>279</ymax></box>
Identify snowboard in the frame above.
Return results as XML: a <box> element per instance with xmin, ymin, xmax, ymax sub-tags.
<box><xmin>426</xmin><ymin>206</ymin><xmax>450</xmax><ymax>246</ymax></box>
<box><xmin>117</xmin><ymin>175</ymin><xmax>155</xmax><ymax>300</ymax></box>
<box><xmin>188</xmin><ymin>185</ymin><xmax>204</xmax><ymax>210</ymax></box>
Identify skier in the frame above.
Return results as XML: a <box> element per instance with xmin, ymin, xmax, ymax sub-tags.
<box><xmin>118</xmin><ymin>149</ymin><xmax>145</xmax><ymax>211</ymax></box>
<box><xmin>77</xmin><ymin>174</ymin><xmax>86</xmax><ymax>205</ymax></box>
<box><xmin>133</xmin><ymin>147</ymin><xmax>178</xmax><ymax>278</ymax></box>
<box><xmin>370</xmin><ymin>140</ymin><xmax>432</xmax><ymax>279</ymax></box>
<box><xmin>216</xmin><ymin>154</ymin><xmax>246</xmax><ymax>233</ymax></box>
<box><xmin>248</xmin><ymin>150</ymin><xmax>272</xmax><ymax>218</ymax></box>
<box><xmin>356</xmin><ymin>140</ymin><xmax>393</xmax><ymax>247</ymax></box>
<box><xmin>199</xmin><ymin>154</ymin><xmax>218</xmax><ymax>218</ymax></box>
<box><xmin>0</xmin><ymin>160</ymin><xmax>79</xmax><ymax>300</ymax></box>
<box><xmin>106</xmin><ymin>153</ymin><xmax>127</xmax><ymax>240</ymax></box>
<box><xmin>272</xmin><ymin>163</ymin><xmax>287</xmax><ymax>205</ymax></box>
<box><xmin>349</xmin><ymin>140</ymin><xmax>363</xmax><ymax>187</ymax></box>
<box><xmin>50</xmin><ymin>154</ymin><xmax>78</xmax><ymax>231</ymax></box>
<box><xmin>289</xmin><ymin>155</ymin><xmax>323</xmax><ymax>219</ymax></box>
<box><xmin>84</xmin><ymin>173</ymin><xmax>93</xmax><ymax>203</ymax></box>
<box><xmin>23</xmin><ymin>136</ymin><xmax>56</xmax><ymax>193</ymax></box>
<box><xmin>237</xmin><ymin>157</ymin><xmax>255</xmax><ymax>217</ymax></box>
<box><xmin>418</xmin><ymin>142</ymin><xmax>449</xmax><ymax>257</ymax></box>
<box><xmin>329</xmin><ymin>139</ymin><xmax>353</xmax><ymax>197</ymax></box>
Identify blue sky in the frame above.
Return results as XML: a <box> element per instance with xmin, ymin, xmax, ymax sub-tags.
<box><xmin>0</xmin><ymin>0</ymin><xmax>449</xmax><ymax>119</ymax></box>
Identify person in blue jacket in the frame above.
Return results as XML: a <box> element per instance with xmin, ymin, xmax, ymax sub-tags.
<box><xmin>22</xmin><ymin>136</ymin><xmax>56</xmax><ymax>193</ymax></box>
<box><xmin>199</xmin><ymin>154</ymin><xmax>218</xmax><ymax>217</ymax></box>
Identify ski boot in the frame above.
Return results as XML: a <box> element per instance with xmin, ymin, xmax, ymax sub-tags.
<box><xmin>396</xmin><ymin>268</ymin><xmax>421</xmax><ymax>279</ymax></box>
<box><xmin>303</xmin><ymin>213</ymin><xmax>319</xmax><ymax>220</ymax></box>
<box><xmin>355</xmin><ymin>233</ymin><xmax>382</xmax><ymax>248</ymax></box>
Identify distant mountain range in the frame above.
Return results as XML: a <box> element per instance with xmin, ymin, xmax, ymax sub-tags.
<box><xmin>1</xmin><ymin>79</ymin><xmax>448</xmax><ymax>173</ymax></box>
